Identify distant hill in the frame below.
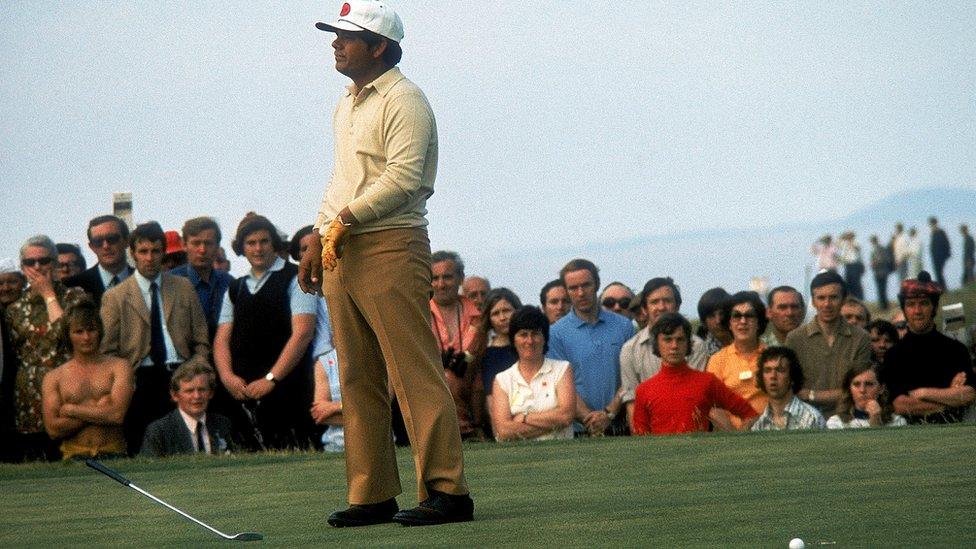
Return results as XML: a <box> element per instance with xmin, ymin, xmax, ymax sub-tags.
<box><xmin>836</xmin><ymin>187</ymin><xmax>976</xmax><ymax>228</ymax></box>
<box><xmin>480</xmin><ymin>186</ymin><xmax>975</xmax><ymax>317</ymax></box>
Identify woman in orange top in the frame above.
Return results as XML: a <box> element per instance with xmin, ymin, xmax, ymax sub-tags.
<box><xmin>706</xmin><ymin>291</ymin><xmax>768</xmax><ymax>429</ymax></box>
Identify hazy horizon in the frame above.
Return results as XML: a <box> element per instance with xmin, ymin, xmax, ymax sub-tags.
<box><xmin>3</xmin><ymin>2</ymin><xmax>974</xmax><ymax>306</ymax></box>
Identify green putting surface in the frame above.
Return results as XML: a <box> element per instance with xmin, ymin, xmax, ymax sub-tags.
<box><xmin>2</xmin><ymin>424</ymin><xmax>974</xmax><ymax>547</ymax></box>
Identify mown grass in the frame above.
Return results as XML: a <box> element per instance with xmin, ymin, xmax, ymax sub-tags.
<box><xmin>2</xmin><ymin>424</ymin><xmax>975</xmax><ymax>547</ymax></box>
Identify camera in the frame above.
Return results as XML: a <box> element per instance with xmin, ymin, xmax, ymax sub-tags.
<box><xmin>441</xmin><ymin>350</ymin><xmax>469</xmax><ymax>377</ymax></box>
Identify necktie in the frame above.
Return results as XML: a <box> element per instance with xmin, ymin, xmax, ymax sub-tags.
<box><xmin>149</xmin><ymin>281</ymin><xmax>167</xmax><ymax>368</ymax></box>
<box><xmin>196</xmin><ymin>421</ymin><xmax>206</xmax><ymax>453</ymax></box>
<box><xmin>109</xmin><ymin>275</ymin><xmax>120</xmax><ymax>288</ymax></box>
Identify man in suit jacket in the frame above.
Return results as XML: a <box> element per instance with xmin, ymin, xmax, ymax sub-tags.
<box><xmin>64</xmin><ymin>215</ymin><xmax>132</xmax><ymax>306</ymax></box>
<box><xmin>101</xmin><ymin>221</ymin><xmax>210</xmax><ymax>455</ymax></box>
<box><xmin>141</xmin><ymin>359</ymin><xmax>232</xmax><ymax>457</ymax></box>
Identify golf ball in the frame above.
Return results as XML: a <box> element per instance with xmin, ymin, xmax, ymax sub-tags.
<box><xmin>789</xmin><ymin>538</ymin><xmax>805</xmax><ymax>549</ymax></box>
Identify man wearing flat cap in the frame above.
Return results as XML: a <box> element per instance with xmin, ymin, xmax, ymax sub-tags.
<box><xmin>879</xmin><ymin>271</ymin><xmax>975</xmax><ymax>423</ymax></box>
<box><xmin>299</xmin><ymin>0</ymin><xmax>472</xmax><ymax>528</ymax></box>
<box><xmin>785</xmin><ymin>270</ymin><xmax>872</xmax><ymax>416</ymax></box>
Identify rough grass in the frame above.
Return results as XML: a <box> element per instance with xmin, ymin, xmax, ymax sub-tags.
<box><xmin>2</xmin><ymin>424</ymin><xmax>975</xmax><ymax>547</ymax></box>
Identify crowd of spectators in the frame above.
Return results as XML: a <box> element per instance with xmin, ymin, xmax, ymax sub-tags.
<box><xmin>1</xmin><ymin>212</ymin><xmax>974</xmax><ymax>462</ymax></box>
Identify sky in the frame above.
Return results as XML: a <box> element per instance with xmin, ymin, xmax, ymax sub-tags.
<box><xmin>2</xmin><ymin>2</ymin><xmax>974</xmax><ymax>303</ymax></box>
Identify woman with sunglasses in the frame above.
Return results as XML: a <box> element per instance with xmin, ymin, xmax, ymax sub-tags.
<box><xmin>706</xmin><ymin>291</ymin><xmax>768</xmax><ymax>430</ymax></box>
<box><xmin>827</xmin><ymin>363</ymin><xmax>906</xmax><ymax>429</ymax></box>
<box><xmin>4</xmin><ymin>235</ymin><xmax>85</xmax><ymax>460</ymax></box>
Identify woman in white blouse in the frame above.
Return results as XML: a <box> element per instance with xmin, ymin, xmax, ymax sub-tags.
<box><xmin>490</xmin><ymin>306</ymin><xmax>576</xmax><ymax>441</ymax></box>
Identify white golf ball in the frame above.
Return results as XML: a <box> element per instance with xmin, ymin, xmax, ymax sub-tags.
<box><xmin>789</xmin><ymin>538</ymin><xmax>805</xmax><ymax>549</ymax></box>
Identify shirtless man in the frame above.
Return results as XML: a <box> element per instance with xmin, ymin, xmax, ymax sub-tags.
<box><xmin>41</xmin><ymin>301</ymin><xmax>133</xmax><ymax>459</ymax></box>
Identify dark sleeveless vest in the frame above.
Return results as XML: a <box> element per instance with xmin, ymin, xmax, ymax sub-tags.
<box><xmin>228</xmin><ymin>263</ymin><xmax>297</xmax><ymax>382</ymax></box>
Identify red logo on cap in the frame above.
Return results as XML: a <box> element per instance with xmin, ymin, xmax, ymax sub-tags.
<box><xmin>339</xmin><ymin>2</ymin><xmax>351</xmax><ymax>16</ymax></box>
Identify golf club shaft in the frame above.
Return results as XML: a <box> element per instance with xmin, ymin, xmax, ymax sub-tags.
<box><xmin>128</xmin><ymin>483</ymin><xmax>234</xmax><ymax>540</ymax></box>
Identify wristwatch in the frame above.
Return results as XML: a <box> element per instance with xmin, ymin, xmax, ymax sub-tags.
<box><xmin>336</xmin><ymin>214</ymin><xmax>353</xmax><ymax>227</ymax></box>
<box><xmin>264</xmin><ymin>372</ymin><xmax>277</xmax><ymax>384</ymax></box>
<box><xmin>603</xmin><ymin>407</ymin><xmax>617</xmax><ymax>421</ymax></box>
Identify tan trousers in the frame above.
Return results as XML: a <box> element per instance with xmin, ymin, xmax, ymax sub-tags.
<box><xmin>323</xmin><ymin>227</ymin><xmax>468</xmax><ymax>504</ymax></box>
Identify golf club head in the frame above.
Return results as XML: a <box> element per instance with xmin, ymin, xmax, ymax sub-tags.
<box><xmin>232</xmin><ymin>532</ymin><xmax>263</xmax><ymax>541</ymax></box>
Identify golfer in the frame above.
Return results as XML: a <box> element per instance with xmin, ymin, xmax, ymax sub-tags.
<box><xmin>298</xmin><ymin>0</ymin><xmax>473</xmax><ymax>527</ymax></box>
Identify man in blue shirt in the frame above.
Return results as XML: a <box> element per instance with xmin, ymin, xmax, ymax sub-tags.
<box><xmin>169</xmin><ymin>217</ymin><xmax>233</xmax><ymax>342</ymax></box>
<box><xmin>547</xmin><ymin>259</ymin><xmax>633</xmax><ymax>436</ymax></box>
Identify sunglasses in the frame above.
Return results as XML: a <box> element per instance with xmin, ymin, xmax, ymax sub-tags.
<box><xmin>58</xmin><ymin>261</ymin><xmax>79</xmax><ymax>270</ymax></box>
<box><xmin>22</xmin><ymin>257</ymin><xmax>53</xmax><ymax>267</ymax></box>
<box><xmin>91</xmin><ymin>234</ymin><xmax>123</xmax><ymax>247</ymax></box>
<box><xmin>602</xmin><ymin>297</ymin><xmax>632</xmax><ymax>309</ymax></box>
<box><xmin>730</xmin><ymin>311</ymin><xmax>758</xmax><ymax>321</ymax></box>
<box><xmin>894</xmin><ymin>321</ymin><xmax>908</xmax><ymax>329</ymax></box>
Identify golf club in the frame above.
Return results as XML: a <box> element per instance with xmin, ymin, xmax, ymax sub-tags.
<box><xmin>85</xmin><ymin>459</ymin><xmax>263</xmax><ymax>542</ymax></box>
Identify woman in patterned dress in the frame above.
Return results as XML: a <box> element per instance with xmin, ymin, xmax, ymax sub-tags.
<box><xmin>5</xmin><ymin>235</ymin><xmax>85</xmax><ymax>460</ymax></box>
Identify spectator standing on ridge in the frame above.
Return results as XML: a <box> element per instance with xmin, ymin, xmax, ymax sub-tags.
<box><xmin>540</xmin><ymin>280</ymin><xmax>571</xmax><ymax>324</ymax></box>
<box><xmin>905</xmin><ymin>227</ymin><xmax>923</xmax><ymax>279</ymax></box>
<box><xmin>928</xmin><ymin>217</ymin><xmax>951</xmax><ymax>289</ymax></box>
<box><xmin>64</xmin><ymin>215</ymin><xmax>132</xmax><ymax>307</ymax></box>
<box><xmin>100</xmin><ymin>222</ymin><xmax>211</xmax><ymax>455</ymax></box>
<box><xmin>891</xmin><ymin>222</ymin><xmax>908</xmax><ymax>281</ymax></box>
<box><xmin>42</xmin><ymin>301</ymin><xmax>133</xmax><ymax>459</ymax></box>
<box><xmin>879</xmin><ymin>272</ymin><xmax>975</xmax><ymax>424</ymax></box>
<box><xmin>868</xmin><ymin>234</ymin><xmax>894</xmax><ymax>310</ymax></box>
<box><xmin>812</xmin><ymin>234</ymin><xmax>838</xmax><ymax>272</ymax></box>
<box><xmin>785</xmin><ymin>270</ymin><xmax>872</xmax><ymax>416</ymax></box>
<box><xmin>761</xmin><ymin>286</ymin><xmax>805</xmax><ymax>347</ymax></box>
<box><xmin>429</xmin><ymin>250</ymin><xmax>485</xmax><ymax>440</ymax></box>
<box><xmin>54</xmin><ymin>243</ymin><xmax>86</xmax><ymax>282</ymax></box>
<box><xmin>961</xmin><ymin>224</ymin><xmax>975</xmax><ymax>286</ymax></box>
<box><xmin>837</xmin><ymin>231</ymin><xmax>864</xmax><ymax>299</ymax></box>
<box><xmin>547</xmin><ymin>259</ymin><xmax>631</xmax><ymax>436</ymax></box>
<box><xmin>6</xmin><ymin>235</ymin><xmax>86</xmax><ymax>460</ymax></box>
<box><xmin>751</xmin><ymin>346</ymin><xmax>826</xmax><ymax>431</ymax></box>
<box><xmin>619</xmin><ymin>277</ymin><xmax>709</xmax><ymax>428</ymax></box>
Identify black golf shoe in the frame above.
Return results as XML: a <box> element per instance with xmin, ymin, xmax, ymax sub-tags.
<box><xmin>327</xmin><ymin>498</ymin><xmax>399</xmax><ymax>527</ymax></box>
<box><xmin>392</xmin><ymin>490</ymin><xmax>474</xmax><ymax>526</ymax></box>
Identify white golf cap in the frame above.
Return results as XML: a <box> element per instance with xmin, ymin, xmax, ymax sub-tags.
<box><xmin>316</xmin><ymin>1</ymin><xmax>404</xmax><ymax>43</ymax></box>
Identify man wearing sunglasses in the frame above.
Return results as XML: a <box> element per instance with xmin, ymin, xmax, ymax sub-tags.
<box><xmin>64</xmin><ymin>215</ymin><xmax>132</xmax><ymax>306</ymax></box>
<box><xmin>599</xmin><ymin>282</ymin><xmax>636</xmax><ymax>321</ymax></box>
